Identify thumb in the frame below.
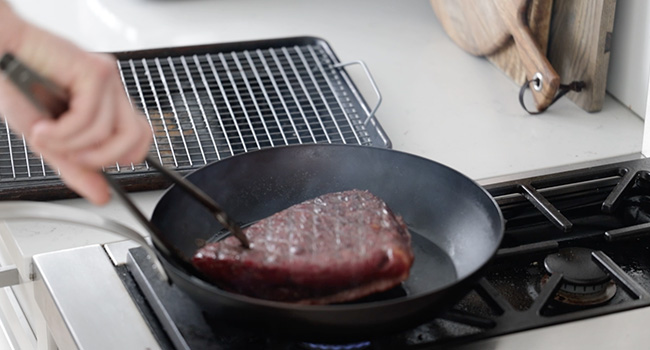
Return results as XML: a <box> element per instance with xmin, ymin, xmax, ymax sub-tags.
<box><xmin>44</xmin><ymin>152</ymin><xmax>111</xmax><ymax>205</ymax></box>
<box><xmin>27</xmin><ymin>119</ymin><xmax>55</xmax><ymax>148</ymax></box>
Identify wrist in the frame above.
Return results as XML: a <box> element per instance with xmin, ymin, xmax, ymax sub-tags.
<box><xmin>0</xmin><ymin>3</ymin><xmax>27</xmax><ymax>55</ymax></box>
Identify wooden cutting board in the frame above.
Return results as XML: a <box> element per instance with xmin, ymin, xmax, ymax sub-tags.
<box><xmin>431</xmin><ymin>0</ymin><xmax>560</xmax><ymax>112</ymax></box>
<box><xmin>431</xmin><ymin>0</ymin><xmax>618</xmax><ymax>113</ymax></box>
<box><xmin>490</xmin><ymin>0</ymin><xmax>618</xmax><ymax>112</ymax></box>
<box><xmin>486</xmin><ymin>0</ymin><xmax>553</xmax><ymax>86</ymax></box>
<box><xmin>548</xmin><ymin>0</ymin><xmax>617</xmax><ymax>112</ymax></box>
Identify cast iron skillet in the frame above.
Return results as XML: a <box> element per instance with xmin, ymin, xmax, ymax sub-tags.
<box><xmin>149</xmin><ymin>143</ymin><xmax>504</xmax><ymax>342</ymax></box>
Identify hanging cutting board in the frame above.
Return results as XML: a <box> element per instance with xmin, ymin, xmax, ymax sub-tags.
<box><xmin>547</xmin><ymin>0</ymin><xmax>617</xmax><ymax>112</ymax></box>
<box><xmin>431</xmin><ymin>0</ymin><xmax>560</xmax><ymax>112</ymax></box>
<box><xmin>431</xmin><ymin>0</ymin><xmax>618</xmax><ymax>113</ymax></box>
<box><xmin>486</xmin><ymin>0</ymin><xmax>553</xmax><ymax>86</ymax></box>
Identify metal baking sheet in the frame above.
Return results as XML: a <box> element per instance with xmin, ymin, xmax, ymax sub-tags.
<box><xmin>0</xmin><ymin>37</ymin><xmax>390</xmax><ymax>200</ymax></box>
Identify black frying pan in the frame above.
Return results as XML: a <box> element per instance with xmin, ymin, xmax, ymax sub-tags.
<box><xmin>150</xmin><ymin>143</ymin><xmax>504</xmax><ymax>342</ymax></box>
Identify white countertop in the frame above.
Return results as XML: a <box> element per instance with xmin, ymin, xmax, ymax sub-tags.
<box><xmin>8</xmin><ymin>0</ymin><xmax>644</xmax><ymax>182</ymax></box>
<box><xmin>4</xmin><ymin>0</ymin><xmax>643</xmax><ymax>226</ymax></box>
<box><xmin>1</xmin><ymin>1</ymin><xmax>647</xmax><ymax>349</ymax></box>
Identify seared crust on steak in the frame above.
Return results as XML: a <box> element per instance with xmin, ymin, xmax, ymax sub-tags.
<box><xmin>192</xmin><ymin>189</ymin><xmax>414</xmax><ymax>304</ymax></box>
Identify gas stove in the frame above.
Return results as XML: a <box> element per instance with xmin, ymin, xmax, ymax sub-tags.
<box><xmin>20</xmin><ymin>155</ymin><xmax>650</xmax><ymax>350</ymax></box>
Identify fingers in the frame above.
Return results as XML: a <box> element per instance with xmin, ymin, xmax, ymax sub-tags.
<box><xmin>77</xmin><ymin>109</ymin><xmax>153</xmax><ymax>168</ymax></box>
<box><xmin>32</xmin><ymin>86</ymin><xmax>116</xmax><ymax>153</ymax></box>
<box><xmin>29</xmin><ymin>59</ymin><xmax>152</xmax><ymax>169</ymax></box>
<box><xmin>0</xmin><ymin>68</ymin><xmax>51</xmax><ymax>136</ymax></box>
<box><xmin>29</xmin><ymin>55</ymin><xmax>118</xmax><ymax>153</ymax></box>
<box><xmin>62</xmin><ymin>93</ymin><xmax>116</xmax><ymax>151</ymax></box>
<box><xmin>29</xmin><ymin>83</ymin><xmax>150</xmax><ymax>204</ymax></box>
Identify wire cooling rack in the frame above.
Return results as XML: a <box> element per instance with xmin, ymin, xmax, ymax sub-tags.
<box><xmin>0</xmin><ymin>37</ymin><xmax>390</xmax><ymax>200</ymax></box>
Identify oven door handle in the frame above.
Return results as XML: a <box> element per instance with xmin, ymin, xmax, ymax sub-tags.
<box><xmin>0</xmin><ymin>201</ymin><xmax>168</xmax><ymax>282</ymax></box>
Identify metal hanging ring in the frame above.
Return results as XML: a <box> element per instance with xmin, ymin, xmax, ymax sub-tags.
<box><xmin>519</xmin><ymin>79</ymin><xmax>586</xmax><ymax>115</ymax></box>
<box><xmin>532</xmin><ymin>72</ymin><xmax>543</xmax><ymax>92</ymax></box>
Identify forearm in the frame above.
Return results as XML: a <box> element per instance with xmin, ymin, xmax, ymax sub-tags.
<box><xmin>0</xmin><ymin>2</ymin><xmax>26</xmax><ymax>55</ymax></box>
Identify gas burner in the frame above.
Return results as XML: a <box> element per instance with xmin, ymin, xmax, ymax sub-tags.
<box><xmin>300</xmin><ymin>341</ymin><xmax>371</xmax><ymax>350</ymax></box>
<box><xmin>542</xmin><ymin>247</ymin><xmax>617</xmax><ymax>306</ymax></box>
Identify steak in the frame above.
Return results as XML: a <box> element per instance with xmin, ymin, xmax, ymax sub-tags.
<box><xmin>192</xmin><ymin>189</ymin><xmax>414</xmax><ymax>304</ymax></box>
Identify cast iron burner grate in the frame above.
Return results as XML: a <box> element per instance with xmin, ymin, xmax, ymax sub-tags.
<box><xmin>0</xmin><ymin>37</ymin><xmax>389</xmax><ymax>200</ymax></box>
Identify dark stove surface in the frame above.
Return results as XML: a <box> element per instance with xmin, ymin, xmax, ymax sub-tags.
<box><xmin>119</xmin><ymin>157</ymin><xmax>650</xmax><ymax>350</ymax></box>
<box><xmin>123</xmin><ymin>247</ymin><xmax>487</xmax><ymax>350</ymax></box>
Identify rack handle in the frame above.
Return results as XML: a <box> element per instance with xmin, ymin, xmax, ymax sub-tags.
<box><xmin>334</xmin><ymin>61</ymin><xmax>382</xmax><ymax>125</ymax></box>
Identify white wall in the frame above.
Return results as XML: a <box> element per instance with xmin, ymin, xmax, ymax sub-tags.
<box><xmin>607</xmin><ymin>0</ymin><xmax>650</xmax><ymax>119</ymax></box>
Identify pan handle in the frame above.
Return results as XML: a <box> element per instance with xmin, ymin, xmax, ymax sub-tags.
<box><xmin>334</xmin><ymin>61</ymin><xmax>382</xmax><ymax>125</ymax></box>
<box><xmin>0</xmin><ymin>201</ymin><xmax>168</xmax><ymax>282</ymax></box>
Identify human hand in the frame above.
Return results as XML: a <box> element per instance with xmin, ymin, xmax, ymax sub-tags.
<box><xmin>0</xmin><ymin>4</ymin><xmax>152</xmax><ymax>205</ymax></box>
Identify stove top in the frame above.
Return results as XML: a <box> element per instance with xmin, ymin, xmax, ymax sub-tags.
<box><xmin>113</xmin><ymin>157</ymin><xmax>650</xmax><ymax>350</ymax></box>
